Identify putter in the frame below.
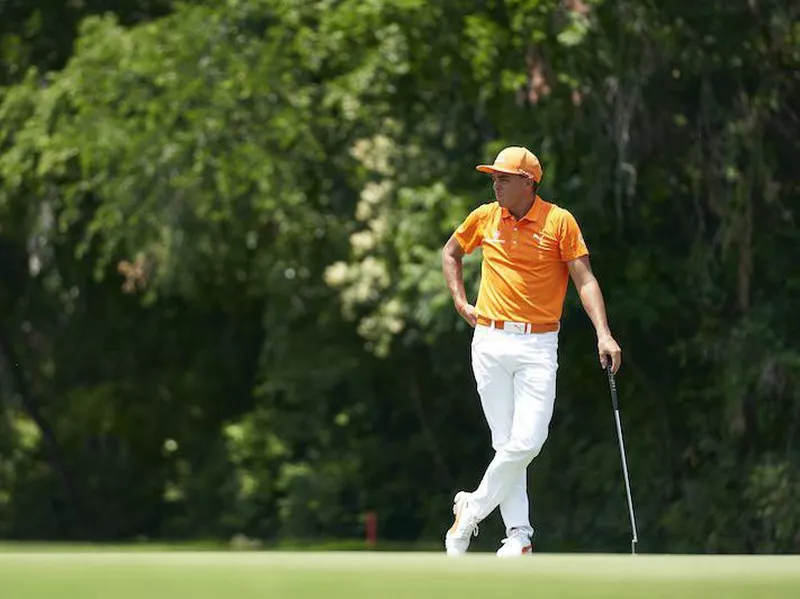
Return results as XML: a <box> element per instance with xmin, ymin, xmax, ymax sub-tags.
<box><xmin>606</xmin><ymin>361</ymin><xmax>639</xmax><ymax>554</ymax></box>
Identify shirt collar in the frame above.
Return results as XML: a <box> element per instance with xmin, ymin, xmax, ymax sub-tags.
<box><xmin>501</xmin><ymin>196</ymin><xmax>543</xmax><ymax>223</ymax></box>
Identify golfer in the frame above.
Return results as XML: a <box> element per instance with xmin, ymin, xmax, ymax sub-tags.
<box><xmin>441</xmin><ymin>146</ymin><xmax>622</xmax><ymax>556</ymax></box>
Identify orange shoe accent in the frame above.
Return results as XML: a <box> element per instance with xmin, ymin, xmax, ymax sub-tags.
<box><xmin>448</xmin><ymin>506</ymin><xmax>462</xmax><ymax>535</ymax></box>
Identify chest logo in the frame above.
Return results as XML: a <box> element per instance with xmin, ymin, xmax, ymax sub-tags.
<box><xmin>484</xmin><ymin>230</ymin><xmax>505</xmax><ymax>244</ymax></box>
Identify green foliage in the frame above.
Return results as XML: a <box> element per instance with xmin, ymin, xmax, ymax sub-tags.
<box><xmin>0</xmin><ymin>0</ymin><xmax>176</xmax><ymax>85</ymax></box>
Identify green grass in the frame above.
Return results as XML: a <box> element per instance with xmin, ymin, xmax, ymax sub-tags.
<box><xmin>0</xmin><ymin>551</ymin><xmax>798</xmax><ymax>599</ymax></box>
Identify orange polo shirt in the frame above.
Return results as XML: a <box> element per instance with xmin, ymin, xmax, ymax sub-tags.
<box><xmin>454</xmin><ymin>197</ymin><xmax>588</xmax><ymax>324</ymax></box>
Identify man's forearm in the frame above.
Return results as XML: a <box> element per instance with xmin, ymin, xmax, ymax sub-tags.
<box><xmin>442</xmin><ymin>250</ymin><xmax>468</xmax><ymax>308</ymax></box>
<box><xmin>578</xmin><ymin>279</ymin><xmax>612</xmax><ymax>338</ymax></box>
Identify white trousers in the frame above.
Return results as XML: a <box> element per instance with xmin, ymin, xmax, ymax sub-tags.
<box><xmin>469</xmin><ymin>324</ymin><xmax>558</xmax><ymax>537</ymax></box>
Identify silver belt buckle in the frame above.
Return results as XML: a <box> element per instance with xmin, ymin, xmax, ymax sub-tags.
<box><xmin>504</xmin><ymin>321</ymin><xmax>526</xmax><ymax>334</ymax></box>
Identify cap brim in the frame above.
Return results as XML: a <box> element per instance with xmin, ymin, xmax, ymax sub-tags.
<box><xmin>476</xmin><ymin>164</ymin><xmax>524</xmax><ymax>176</ymax></box>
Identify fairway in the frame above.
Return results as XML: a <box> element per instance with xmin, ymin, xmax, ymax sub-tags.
<box><xmin>1</xmin><ymin>551</ymin><xmax>798</xmax><ymax>599</ymax></box>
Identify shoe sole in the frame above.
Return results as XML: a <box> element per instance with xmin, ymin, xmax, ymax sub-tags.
<box><xmin>496</xmin><ymin>545</ymin><xmax>533</xmax><ymax>557</ymax></box>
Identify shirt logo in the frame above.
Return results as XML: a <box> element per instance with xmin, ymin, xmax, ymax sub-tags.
<box><xmin>484</xmin><ymin>230</ymin><xmax>505</xmax><ymax>244</ymax></box>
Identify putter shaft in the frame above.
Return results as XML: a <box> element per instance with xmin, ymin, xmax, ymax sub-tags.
<box><xmin>607</xmin><ymin>365</ymin><xmax>639</xmax><ymax>554</ymax></box>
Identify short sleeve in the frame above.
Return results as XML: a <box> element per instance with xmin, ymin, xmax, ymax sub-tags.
<box><xmin>558</xmin><ymin>210</ymin><xmax>589</xmax><ymax>261</ymax></box>
<box><xmin>454</xmin><ymin>205</ymin><xmax>488</xmax><ymax>254</ymax></box>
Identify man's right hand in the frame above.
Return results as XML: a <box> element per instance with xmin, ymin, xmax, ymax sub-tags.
<box><xmin>456</xmin><ymin>301</ymin><xmax>478</xmax><ymax>328</ymax></box>
<box><xmin>442</xmin><ymin>235</ymin><xmax>476</xmax><ymax>328</ymax></box>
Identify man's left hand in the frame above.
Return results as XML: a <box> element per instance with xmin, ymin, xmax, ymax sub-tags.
<box><xmin>598</xmin><ymin>334</ymin><xmax>622</xmax><ymax>374</ymax></box>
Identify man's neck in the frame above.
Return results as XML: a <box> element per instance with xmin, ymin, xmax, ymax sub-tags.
<box><xmin>508</xmin><ymin>195</ymin><xmax>536</xmax><ymax>220</ymax></box>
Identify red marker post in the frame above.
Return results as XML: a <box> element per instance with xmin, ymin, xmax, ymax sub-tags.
<box><xmin>365</xmin><ymin>511</ymin><xmax>378</xmax><ymax>548</ymax></box>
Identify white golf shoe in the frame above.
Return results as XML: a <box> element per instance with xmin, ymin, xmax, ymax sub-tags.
<box><xmin>444</xmin><ymin>491</ymin><xmax>480</xmax><ymax>556</ymax></box>
<box><xmin>496</xmin><ymin>528</ymin><xmax>533</xmax><ymax>557</ymax></box>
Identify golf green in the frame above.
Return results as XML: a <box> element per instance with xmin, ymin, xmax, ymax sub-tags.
<box><xmin>1</xmin><ymin>551</ymin><xmax>798</xmax><ymax>598</ymax></box>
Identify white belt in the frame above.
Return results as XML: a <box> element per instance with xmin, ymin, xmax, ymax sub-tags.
<box><xmin>476</xmin><ymin>316</ymin><xmax>560</xmax><ymax>334</ymax></box>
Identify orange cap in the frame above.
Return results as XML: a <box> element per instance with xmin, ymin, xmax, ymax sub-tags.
<box><xmin>476</xmin><ymin>146</ymin><xmax>543</xmax><ymax>182</ymax></box>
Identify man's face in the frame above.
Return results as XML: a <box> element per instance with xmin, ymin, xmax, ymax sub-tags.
<box><xmin>492</xmin><ymin>173</ymin><xmax>532</xmax><ymax>207</ymax></box>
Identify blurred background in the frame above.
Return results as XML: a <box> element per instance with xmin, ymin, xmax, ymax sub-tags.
<box><xmin>0</xmin><ymin>0</ymin><xmax>798</xmax><ymax>554</ymax></box>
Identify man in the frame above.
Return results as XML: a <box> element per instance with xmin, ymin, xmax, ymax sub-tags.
<box><xmin>441</xmin><ymin>146</ymin><xmax>622</xmax><ymax>557</ymax></box>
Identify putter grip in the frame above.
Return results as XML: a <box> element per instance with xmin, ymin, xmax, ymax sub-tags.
<box><xmin>606</xmin><ymin>364</ymin><xmax>619</xmax><ymax>410</ymax></box>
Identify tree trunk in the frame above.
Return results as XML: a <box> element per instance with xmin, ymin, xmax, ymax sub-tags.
<box><xmin>0</xmin><ymin>329</ymin><xmax>84</xmax><ymax>537</ymax></box>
